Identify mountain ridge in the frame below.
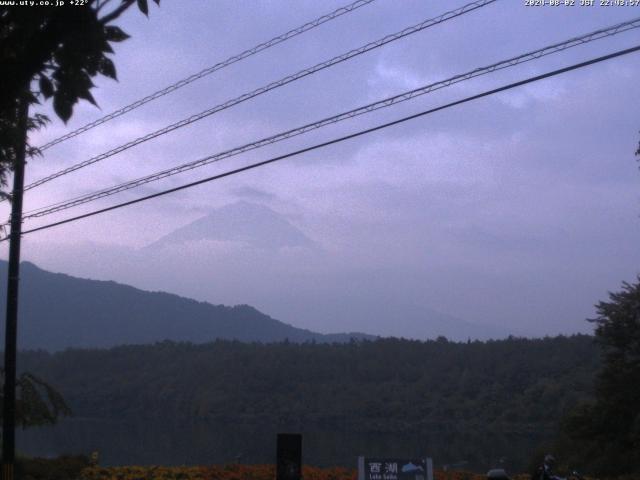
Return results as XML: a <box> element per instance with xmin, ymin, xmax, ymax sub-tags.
<box><xmin>0</xmin><ymin>260</ymin><xmax>374</xmax><ymax>351</ymax></box>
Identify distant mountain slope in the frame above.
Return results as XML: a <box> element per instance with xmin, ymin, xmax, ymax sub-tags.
<box><xmin>0</xmin><ymin>261</ymin><xmax>373</xmax><ymax>351</ymax></box>
<box><xmin>145</xmin><ymin>201</ymin><xmax>315</xmax><ymax>250</ymax></box>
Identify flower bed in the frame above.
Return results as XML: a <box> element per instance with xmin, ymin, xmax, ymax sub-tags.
<box><xmin>79</xmin><ymin>465</ymin><xmax>355</xmax><ymax>480</ymax></box>
<box><xmin>79</xmin><ymin>465</ymin><xmax>526</xmax><ymax>480</ymax></box>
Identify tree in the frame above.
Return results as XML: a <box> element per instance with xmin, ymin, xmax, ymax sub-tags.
<box><xmin>0</xmin><ymin>0</ymin><xmax>160</xmax><ymax>197</ymax></box>
<box><xmin>1</xmin><ymin>2</ymin><xmax>159</xmax><ymax>474</ymax></box>
<box><xmin>0</xmin><ymin>368</ymin><xmax>70</xmax><ymax>428</ymax></box>
<box><xmin>556</xmin><ymin>279</ymin><xmax>640</xmax><ymax>476</ymax></box>
<box><xmin>552</xmin><ymin>136</ymin><xmax>640</xmax><ymax>476</ymax></box>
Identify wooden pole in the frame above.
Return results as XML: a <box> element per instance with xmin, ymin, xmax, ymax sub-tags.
<box><xmin>2</xmin><ymin>96</ymin><xmax>29</xmax><ymax>480</ymax></box>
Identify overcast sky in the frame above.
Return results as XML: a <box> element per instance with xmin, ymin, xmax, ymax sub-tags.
<box><xmin>2</xmin><ymin>0</ymin><xmax>640</xmax><ymax>339</ymax></box>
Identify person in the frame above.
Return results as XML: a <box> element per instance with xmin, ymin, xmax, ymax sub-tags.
<box><xmin>536</xmin><ymin>455</ymin><xmax>565</xmax><ymax>480</ymax></box>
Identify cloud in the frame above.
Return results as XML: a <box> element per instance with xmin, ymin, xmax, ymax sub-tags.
<box><xmin>232</xmin><ymin>186</ymin><xmax>278</xmax><ymax>202</ymax></box>
<box><xmin>4</xmin><ymin>0</ymin><xmax>639</xmax><ymax>340</ymax></box>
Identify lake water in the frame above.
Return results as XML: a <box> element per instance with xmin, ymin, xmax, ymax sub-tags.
<box><xmin>17</xmin><ymin>418</ymin><xmax>544</xmax><ymax>473</ymax></box>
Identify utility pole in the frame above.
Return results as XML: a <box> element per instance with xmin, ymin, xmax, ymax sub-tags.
<box><xmin>2</xmin><ymin>96</ymin><xmax>29</xmax><ymax>480</ymax></box>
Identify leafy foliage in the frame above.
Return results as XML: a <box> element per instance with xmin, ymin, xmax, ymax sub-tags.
<box><xmin>0</xmin><ymin>0</ymin><xmax>159</xmax><ymax>196</ymax></box>
<box><xmin>0</xmin><ymin>367</ymin><xmax>71</xmax><ymax>427</ymax></box>
<box><xmin>555</xmin><ymin>279</ymin><xmax>640</xmax><ymax>476</ymax></box>
<box><xmin>78</xmin><ymin>465</ymin><xmax>532</xmax><ymax>480</ymax></box>
<box><xmin>80</xmin><ymin>464</ymin><xmax>357</xmax><ymax>480</ymax></box>
<box><xmin>16</xmin><ymin>454</ymin><xmax>90</xmax><ymax>480</ymax></box>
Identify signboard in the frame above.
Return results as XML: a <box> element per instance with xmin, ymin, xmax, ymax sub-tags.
<box><xmin>358</xmin><ymin>458</ymin><xmax>433</xmax><ymax>480</ymax></box>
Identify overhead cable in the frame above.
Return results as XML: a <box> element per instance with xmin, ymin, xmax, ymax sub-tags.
<box><xmin>23</xmin><ymin>0</ymin><xmax>497</xmax><ymax>192</ymax></box>
<box><xmin>9</xmin><ymin>44</ymin><xmax>640</xmax><ymax>240</ymax></box>
<box><xmin>22</xmin><ymin>16</ymin><xmax>640</xmax><ymax>220</ymax></box>
<box><xmin>36</xmin><ymin>0</ymin><xmax>378</xmax><ymax>152</ymax></box>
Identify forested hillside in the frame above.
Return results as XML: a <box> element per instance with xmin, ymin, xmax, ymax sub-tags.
<box><xmin>16</xmin><ymin>335</ymin><xmax>599</xmax><ymax>470</ymax></box>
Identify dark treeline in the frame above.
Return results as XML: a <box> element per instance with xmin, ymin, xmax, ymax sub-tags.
<box><xmin>15</xmin><ymin>335</ymin><xmax>598</xmax><ymax>471</ymax></box>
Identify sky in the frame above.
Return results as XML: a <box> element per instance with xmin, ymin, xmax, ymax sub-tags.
<box><xmin>2</xmin><ymin>0</ymin><xmax>640</xmax><ymax>340</ymax></box>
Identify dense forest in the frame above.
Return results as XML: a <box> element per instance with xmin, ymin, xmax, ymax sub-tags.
<box><xmin>16</xmin><ymin>335</ymin><xmax>599</xmax><ymax>471</ymax></box>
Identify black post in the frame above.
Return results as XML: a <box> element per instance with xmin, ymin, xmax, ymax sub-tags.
<box><xmin>2</xmin><ymin>97</ymin><xmax>28</xmax><ymax>480</ymax></box>
<box><xmin>276</xmin><ymin>433</ymin><xmax>302</xmax><ymax>480</ymax></box>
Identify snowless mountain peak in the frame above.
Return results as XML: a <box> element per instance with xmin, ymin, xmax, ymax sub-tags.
<box><xmin>146</xmin><ymin>201</ymin><xmax>315</xmax><ymax>250</ymax></box>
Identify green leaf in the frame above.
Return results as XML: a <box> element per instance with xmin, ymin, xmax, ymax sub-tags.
<box><xmin>39</xmin><ymin>75</ymin><xmax>54</xmax><ymax>99</ymax></box>
<box><xmin>137</xmin><ymin>0</ymin><xmax>149</xmax><ymax>16</ymax></box>
<box><xmin>84</xmin><ymin>53</ymin><xmax>102</xmax><ymax>76</ymax></box>
<box><xmin>101</xmin><ymin>39</ymin><xmax>114</xmax><ymax>54</ymax></box>
<box><xmin>53</xmin><ymin>92</ymin><xmax>73</xmax><ymax>123</ymax></box>
<box><xmin>78</xmin><ymin>88</ymin><xmax>97</xmax><ymax>107</ymax></box>
<box><xmin>104</xmin><ymin>25</ymin><xmax>130</xmax><ymax>42</ymax></box>
<box><xmin>97</xmin><ymin>57</ymin><xmax>117</xmax><ymax>80</ymax></box>
<box><xmin>25</xmin><ymin>91</ymin><xmax>39</xmax><ymax>105</ymax></box>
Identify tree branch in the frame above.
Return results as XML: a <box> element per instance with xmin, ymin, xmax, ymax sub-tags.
<box><xmin>99</xmin><ymin>0</ymin><xmax>136</xmax><ymax>25</ymax></box>
<box><xmin>96</xmin><ymin>0</ymin><xmax>117</xmax><ymax>14</ymax></box>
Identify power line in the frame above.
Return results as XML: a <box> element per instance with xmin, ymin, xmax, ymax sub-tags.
<box><xmin>8</xmin><ymin>44</ymin><xmax>639</xmax><ymax>241</ymax></box>
<box><xmin>36</xmin><ymin>0</ymin><xmax>377</xmax><ymax>152</ymax></box>
<box><xmin>22</xmin><ymin>16</ymin><xmax>640</xmax><ymax>220</ymax></box>
<box><xmin>23</xmin><ymin>0</ymin><xmax>496</xmax><ymax>193</ymax></box>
